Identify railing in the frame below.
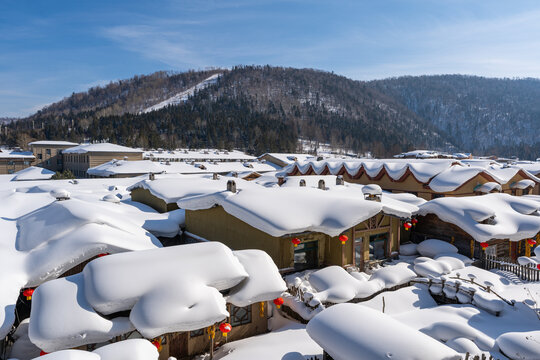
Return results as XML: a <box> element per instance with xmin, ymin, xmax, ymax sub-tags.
<box><xmin>481</xmin><ymin>254</ymin><xmax>540</xmax><ymax>282</ymax></box>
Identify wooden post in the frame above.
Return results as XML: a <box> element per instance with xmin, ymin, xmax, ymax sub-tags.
<box><xmin>526</xmin><ymin>240</ymin><xmax>531</xmax><ymax>257</ymax></box>
<box><xmin>470</xmin><ymin>239</ymin><xmax>474</xmax><ymax>258</ymax></box>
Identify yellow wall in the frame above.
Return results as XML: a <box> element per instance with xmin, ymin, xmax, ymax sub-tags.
<box><xmin>131</xmin><ymin>187</ymin><xmax>178</xmax><ymax>213</ymax></box>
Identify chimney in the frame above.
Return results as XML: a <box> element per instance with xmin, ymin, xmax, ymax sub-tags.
<box><xmin>299</xmin><ymin>179</ymin><xmax>306</xmax><ymax>187</ymax></box>
<box><xmin>149</xmin><ymin>173</ymin><xmax>155</xmax><ymax>181</ymax></box>
<box><xmin>362</xmin><ymin>184</ymin><xmax>382</xmax><ymax>202</ymax></box>
<box><xmin>213</xmin><ymin>173</ymin><xmax>219</xmax><ymax>180</ymax></box>
<box><xmin>124</xmin><ymin>156</ymin><xmax>128</xmax><ymax>161</ymax></box>
<box><xmin>277</xmin><ymin>176</ymin><xmax>285</xmax><ymax>186</ymax></box>
<box><xmin>336</xmin><ymin>175</ymin><xmax>344</xmax><ymax>185</ymax></box>
<box><xmin>227</xmin><ymin>180</ymin><xmax>237</xmax><ymax>193</ymax></box>
<box><xmin>318</xmin><ymin>179</ymin><xmax>326</xmax><ymax>190</ymax></box>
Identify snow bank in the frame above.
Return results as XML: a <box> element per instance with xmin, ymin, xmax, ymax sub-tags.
<box><xmin>307</xmin><ymin>304</ymin><xmax>461</xmax><ymax>360</ymax></box>
<box><xmin>417</xmin><ymin>193</ymin><xmax>540</xmax><ymax>242</ymax></box>
<box><xmin>399</xmin><ymin>243</ymin><xmax>418</xmax><ymax>255</ymax></box>
<box><xmin>31</xmin><ymin>339</ymin><xmax>158</xmax><ymax>360</ymax></box>
<box><xmin>417</xmin><ymin>239</ymin><xmax>458</xmax><ymax>258</ymax></box>
<box><xmin>88</xmin><ymin>160</ymin><xmax>164</xmax><ymax>177</ymax></box>
<box><xmin>62</xmin><ymin>143</ymin><xmax>142</xmax><ymax>154</ymax></box>
<box><xmin>12</xmin><ymin>166</ymin><xmax>55</xmax><ymax>181</ymax></box>
<box><xmin>496</xmin><ymin>331</ymin><xmax>540</xmax><ymax>360</ymax></box>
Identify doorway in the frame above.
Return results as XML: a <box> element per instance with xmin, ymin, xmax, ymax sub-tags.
<box><xmin>294</xmin><ymin>241</ymin><xmax>318</xmax><ymax>270</ymax></box>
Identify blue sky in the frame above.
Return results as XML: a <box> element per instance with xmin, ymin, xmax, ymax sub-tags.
<box><xmin>2</xmin><ymin>0</ymin><xmax>540</xmax><ymax>117</ymax></box>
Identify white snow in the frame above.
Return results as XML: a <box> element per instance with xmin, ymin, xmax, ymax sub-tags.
<box><xmin>417</xmin><ymin>239</ymin><xmax>459</xmax><ymax>258</ymax></box>
<box><xmin>62</xmin><ymin>143</ymin><xmax>142</xmax><ymax>154</ymax></box>
<box><xmin>417</xmin><ymin>193</ymin><xmax>540</xmax><ymax>242</ymax></box>
<box><xmin>87</xmin><ymin>160</ymin><xmax>164</xmax><ymax>177</ymax></box>
<box><xmin>306</xmin><ymin>303</ymin><xmax>461</xmax><ymax>360</ymax></box>
<box><xmin>28</xmin><ymin>140</ymin><xmax>78</xmax><ymax>146</ymax></box>
<box><xmin>28</xmin><ymin>242</ymin><xmax>285</xmax><ymax>350</ymax></box>
<box><xmin>144</xmin><ymin>149</ymin><xmax>255</xmax><ymax>162</ymax></box>
<box><xmin>12</xmin><ymin>166</ymin><xmax>55</xmax><ymax>181</ymax></box>
<box><xmin>496</xmin><ymin>331</ymin><xmax>540</xmax><ymax>360</ymax></box>
<box><xmin>31</xmin><ymin>339</ymin><xmax>158</xmax><ymax>360</ymax></box>
<box><xmin>143</xmin><ymin>73</ymin><xmax>221</xmax><ymax>113</ymax></box>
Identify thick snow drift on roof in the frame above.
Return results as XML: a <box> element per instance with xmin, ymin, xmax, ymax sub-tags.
<box><xmin>12</xmin><ymin>166</ymin><xmax>55</xmax><ymax>181</ymax></box>
<box><xmin>417</xmin><ymin>193</ymin><xmax>540</xmax><ymax>242</ymax></box>
<box><xmin>144</xmin><ymin>148</ymin><xmax>255</xmax><ymax>161</ymax></box>
<box><xmin>511</xmin><ymin>179</ymin><xmax>535</xmax><ymax>189</ymax></box>
<box><xmin>476</xmin><ymin>182</ymin><xmax>502</xmax><ymax>193</ymax></box>
<box><xmin>29</xmin><ymin>242</ymin><xmax>285</xmax><ymax>349</ymax></box>
<box><xmin>178</xmin><ymin>184</ymin><xmax>384</xmax><ymax>237</ymax></box>
<box><xmin>160</xmin><ymin>160</ymin><xmax>275</xmax><ymax>175</ymax></box>
<box><xmin>87</xmin><ymin>160</ymin><xmax>164</xmax><ymax>177</ymax></box>
<box><xmin>32</xmin><ymin>339</ymin><xmax>158</xmax><ymax>360</ymax></box>
<box><xmin>63</xmin><ymin>143</ymin><xmax>142</xmax><ymax>154</ymax></box>
<box><xmin>0</xmin><ymin>148</ymin><xmax>34</xmax><ymax>159</ymax></box>
<box><xmin>428</xmin><ymin>165</ymin><xmax>500</xmax><ymax>193</ymax></box>
<box><xmin>307</xmin><ymin>303</ymin><xmax>461</xmax><ymax>360</ymax></box>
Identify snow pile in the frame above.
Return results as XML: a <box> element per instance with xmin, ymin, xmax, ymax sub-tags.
<box><xmin>32</xmin><ymin>339</ymin><xmax>158</xmax><ymax>360</ymax></box>
<box><xmin>63</xmin><ymin>143</ymin><xmax>142</xmax><ymax>154</ymax></box>
<box><xmin>417</xmin><ymin>239</ymin><xmax>459</xmax><ymax>258</ymax></box>
<box><xmin>307</xmin><ymin>303</ymin><xmax>461</xmax><ymax>360</ymax></box>
<box><xmin>496</xmin><ymin>331</ymin><xmax>540</xmax><ymax>360</ymax></box>
<box><xmin>517</xmin><ymin>245</ymin><xmax>540</xmax><ymax>266</ymax></box>
<box><xmin>399</xmin><ymin>243</ymin><xmax>418</xmax><ymax>256</ymax></box>
<box><xmin>12</xmin><ymin>166</ymin><xmax>55</xmax><ymax>181</ymax></box>
<box><xmin>417</xmin><ymin>193</ymin><xmax>540</xmax><ymax>242</ymax></box>
<box><xmin>29</xmin><ymin>242</ymin><xmax>286</xmax><ymax>351</ymax></box>
<box><xmin>143</xmin><ymin>73</ymin><xmax>221</xmax><ymax>113</ymax></box>
<box><xmin>428</xmin><ymin>165</ymin><xmax>502</xmax><ymax>193</ymax></box>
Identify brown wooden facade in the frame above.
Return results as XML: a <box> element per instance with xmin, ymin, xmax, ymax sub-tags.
<box><xmin>0</xmin><ymin>156</ymin><xmax>33</xmax><ymax>174</ymax></box>
<box><xmin>64</xmin><ymin>151</ymin><xmax>143</xmax><ymax>178</ymax></box>
<box><xmin>30</xmin><ymin>143</ymin><xmax>77</xmax><ymax>172</ymax></box>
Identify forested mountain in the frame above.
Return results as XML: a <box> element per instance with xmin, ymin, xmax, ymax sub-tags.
<box><xmin>370</xmin><ymin>75</ymin><xmax>540</xmax><ymax>159</ymax></box>
<box><xmin>3</xmin><ymin>67</ymin><xmax>540</xmax><ymax>158</ymax></box>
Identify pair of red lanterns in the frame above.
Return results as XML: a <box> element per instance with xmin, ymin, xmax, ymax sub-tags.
<box><xmin>403</xmin><ymin>218</ymin><xmax>418</xmax><ymax>231</ymax></box>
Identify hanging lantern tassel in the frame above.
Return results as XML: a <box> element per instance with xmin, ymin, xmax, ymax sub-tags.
<box><xmin>411</xmin><ymin>218</ymin><xmax>418</xmax><ymax>226</ymax></box>
<box><xmin>527</xmin><ymin>238</ymin><xmax>537</xmax><ymax>247</ymax></box>
<box><xmin>259</xmin><ymin>302</ymin><xmax>265</xmax><ymax>318</ymax></box>
<box><xmin>273</xmin><ymin>297</ymin><xmax>284</xmax><ymax>309</ymax></box>
<box><xmin>151</xmin><ymin>338</ymin><xmax>162</xmax><ymax>352</ymax></box>
<box><xmin>219</xmin><ymin>323</ymin><xmax>232</xmax><ymax>338</ymax></box>
<box><xmin>339</xmin><ymin>234</ymin><xmax>348</xmax><ymax>245</ymax></box>
<box><xmin>403</xmin><ymin>222</ymin><xmax>412</xmax><ymax>231</ymax></box>
<box><xmin>207</xmin><ymin>325</ymin><xmax>216</xmax><ymax>340</ymax></box>
<box><xmin>292</xmin><ymin>238</ymin><xmax>301</xmax><ymax>248</ymax></box>
<box><xmin>23</xmin><ymin>288</ymin><xmax>34</xmax><ymax>301</ymax></box>
<box><xmin>480</xmin><ymin>242</ymin><xmax>489</xmax><ymax>250</ymax></box>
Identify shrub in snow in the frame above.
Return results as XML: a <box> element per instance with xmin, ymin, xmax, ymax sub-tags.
<box><xmin>496</xmin><ymin>331</ymin><xmax>540</xmax><ymax>360</ymax></box>
<box><xmin>399</xmin><ymin>242</ymin><xmax>418</xmax><ymax>256</ymax></box>
<box><xmin>417</xmin><ymin>239</ymin><xmax>458</xmax><ymax>258</ymax></box>
<box><xmin>307</xmin><ymin>304</ymin><xmax>461</xmax><ymax>360</ymax></box>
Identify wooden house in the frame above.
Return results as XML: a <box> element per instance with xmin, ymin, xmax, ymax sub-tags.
<box><xmin>0</xmin><ymin>149</ymin><xmax>34</xmax><ymax>174</ymax></box>
<box><xmin>28</xmin><ymin>140</ymin><xmax>79</xmax><ymax>172</ymax></box>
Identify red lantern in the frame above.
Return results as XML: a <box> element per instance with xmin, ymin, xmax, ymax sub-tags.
<box><xmin>291</xmin><ymin>238</ymin><xmax>301</xmax><ymax>247</ymax></box>
<box><xmin>273</xmin><ymin>297</ymin><xmax>284</xmax><ymax>309</ymax></box>
<box><xmin>339</xmin><ymin>235</ymin><xmax>349</xmax><ymax>245</ymax></box>
<box><xmin>527</xmin><ymin>239</ymin><xmax>536</xmax><ymax>246</ymax></box>
<box><xmin>151</xmin><ymin>339</ymin><xmax>162</xmax><ymax>352</ymax></box>
<box><xmin>40</xmin><ymin>351</ymin><xmax>48</xmax><ymax>356</ymax></box>
<box><xmin>480</xmin><ymin>242</ymin><xmax>489</xmax><ymax>250</ymax></box>
<box><xmin>97</xmin><ymin>253</ymin><xmax>109</xmax><ymax>257</ymax></box>
<box><xmin>537</xmin><ymin>264</ymin><xmax>540</xmax><ymax>270</ymax></box>
<box><xmin>23</xmin><ymin>288</ymin><xmax>34</xmax><ymax>301</ymax></box>
<box><xmin>219</xmin><ymin>322</ymin><xmax>232</xmax><ymax>337</ymax></box>
<box><xmin>411</xmin><ymin>218</ymin><xmax>418</xmax><ymax>226</ymax></box>
<box><xmin>403</xmin><ymin>222</ymin><xmax>412</xmax><ymax>231</ymax></box>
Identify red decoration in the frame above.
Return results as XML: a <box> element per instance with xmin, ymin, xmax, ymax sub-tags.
<box><xmin>403</xmin><ymin>222</ymin><xmax>412</xmax><ymax>231</ymax></box>
<box><xmin>273</xmin><ymin>297</ymin><xmax>284</xmax><ymax>309</ymax></box>
<box><xmin>411</xmin><ymin>218</ymin><xmax>418</xmax><ymax>226</ymax></box>
<box><xmin>219</xmin><ymin>322</ymin><xmax>232</xmax><ymax>337</ymax></box>
<box><xmin>97</xmin><ymin>253</ymin><xmax>109</xmax><ymax>257</ymax></box>
<box><xmin>151</xmin><ymin>339</ymin><xmax>162</xmax><ymax>352</ymax></box>
<box><xmin>40</xmin><ymin>351</ymin><xmax>48</xmax><ymax>356</ymax></box>
<box><xmin>23</xmin><ymin>288</ymin><xmax>34</xmax><ymax>301</ymax></box>
<box><xmin>480</xmin><ymin>242</ymin><xmax>489</xmax><ymax>250</ymax></box>
<box><xmin>537</xmin><ymin>264</ymin><xmax>540</xmax><ymax>270</ymax></box>
<box><xmin>527</xmin><ymin>239</ymin><xmax>536</xmax><ymax>246</ymax></box>
<box><xmin>339</xmin><ymin>235</ymin><xmax>349</xmax><ymax>245</ymax></box>
<box><xmin>291</xmin><ymin>238</ymin><xmax>301</xmax><ymax>247</ymax></box>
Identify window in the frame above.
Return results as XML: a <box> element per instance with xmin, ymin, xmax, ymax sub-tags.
<box><xmin>190</xmin><ymin>329</ymin><xmax>204</xmax><ymax>338</ymax></box>
<box><xmin>8</xmin><ymin>169</ymin><xmax>14</xmax><ymax>174</ymax></box>
<box><xmin>294</xmin><ymin>240</ymin><xmax>318</xmax><ymax>271</ymax></box>
<box><xmin>523</xmin><ymin>188</ymin><xmax>530</xmax><ymax>195</ymax></box>
<box><xmin>354</xmin><ymin>236</ymin><xmax>363</xmax><ymax>267</ymax></box>
<box><xmin>24</xmin><ymin>161</ymin><xmax>30</xmax><ymax>165</ymax></box>
<box><xmin>7</xmin><ymin>160</ymin><xmax>14</xmax><ymax>165</ymax></box>
<box><xmin>46</xmin><ymin>149</ymin><xmax>51</xmax><ymax>155</ymax></box>
<box><xmin>230</xmin><ymin>305</ymin><xmax>251</xmax><ymax>326</ymax></box>
<box><xmin>38</xmin><ymin>154</ymin><xmax>42</xmax><ymax>160</ymax></box>
<box><xmin>432</xmin><ymin>193</ymin><xmax>445</xmax><ymax>199</ymax></box>
<box><xmin>369</xmin><ymin>232</ymin><xmax>388</xmax><ymax>260</ymax></box>
<box><xmin>46</xmin><ymin>160</ymin><xmax>51</xmax><ymax>165</ymax></box>
<box><xmin>57</xmin><ymin>159</ymin><xmax>62</xmax><ymax>165</ymax></box>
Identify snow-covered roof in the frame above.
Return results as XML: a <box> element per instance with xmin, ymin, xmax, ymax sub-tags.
<box><xmin>428</xmin><ymin>165</ymin><xmax>500</xmax><ymax>193</ymax></box>
<box><xmin>0</xmin><ymin>179</ymin><xmax>185</xmax><ymax>338</ymax></box>
<box><xmin>29</xmin><ymin>242</ymin><xmax>286</xmax><ymax>351</ymax></box>
<box><xmin>63</xmin><ymin>143</ymin><xmax>143</xmax><ymax>154</ymax></box>
<box><xmin>144</xmin><ymin>148</ymin><xmax>255</xmax><ymax>161</ymax></box>
<box><xmin>0</xmin><ymin>149</ymin><xmax>34</xmax><ymax>159</ymax></box>
<box><xmin>28</xmin><ymin>140</ymin><xmax>79</xmax><ymax>146</ymax></box>
<box><xmin>475</xmin><ymin>182</ymin><xmax>502</xmax><ymax>193</ymax></box>
<box><xmin>178</xmin><ymin>181</ymin><xmax>391</xmax><ymax>237</ymax></box>
<box><xmin>260</xmin><ymin>153</ymin><xmax>318</xmax><ymax>167</ymax></box>
<box><xmin>12</xmin><ymin>166</ymin><xmax>55</xmax><ymax>181</ymax></box>
<box><xmin>159</xmin><ymin>160</ymin><xmax>275</xmax><ymax>174</ymax></box>
<box><xmin>417</xmin><ymin>193</ymin><xmax>540</xmax><ymax>242</ymax></box>
<box><xmin>87</xmin><ymin>160</ymin><xmax>165</xmax><ymax>177</ymax></box>
<box><xmin>306</xmin><ymin>303</ymin><xmax>461</xmax><ymax>360</ymax></box>
<box><xmin>510</xmin><ymin>179</ymin><xmax>535</xmax><ymax>189</ymax></box>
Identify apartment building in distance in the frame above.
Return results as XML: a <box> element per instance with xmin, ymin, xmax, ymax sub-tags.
<box><xmin>29</xmin><ymin>140</ymin><xmax>79</xmax><ymax>172</ymax></box>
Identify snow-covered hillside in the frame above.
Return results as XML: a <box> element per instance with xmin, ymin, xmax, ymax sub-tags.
<box><xmin>142</xmin><ymin>73</ymin><xmax>221</xmax><ymax>113</ymax></box>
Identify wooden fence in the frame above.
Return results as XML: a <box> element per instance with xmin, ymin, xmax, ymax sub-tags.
<box><xmin>482</xmin><ymin>254</ymin><xmax>540</xmax><ymax>282</ymax></box>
